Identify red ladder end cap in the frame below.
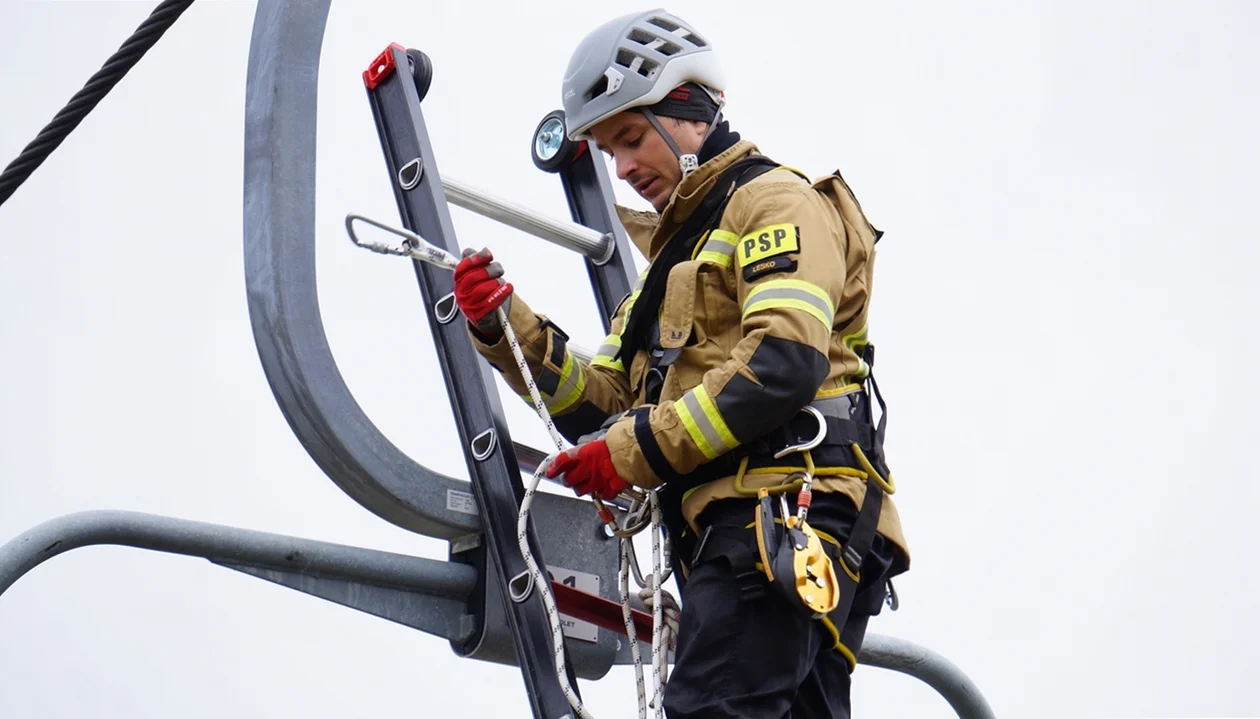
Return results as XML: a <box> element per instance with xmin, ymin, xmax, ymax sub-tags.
<box><xmin>363</xmin><ymin>42</ymin><xmax>407</xmax><ymax>89</ymax></box>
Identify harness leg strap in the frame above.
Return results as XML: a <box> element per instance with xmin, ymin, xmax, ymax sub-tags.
<box><xmin>820</xmin><ymin>477</ymin><xmax>885</xmax><ymax>671</ymax></box>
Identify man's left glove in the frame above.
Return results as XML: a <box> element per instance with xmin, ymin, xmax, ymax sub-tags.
<box><xmin>454</xmin><ymin>247</ymin><xmax>513</xmax><ymax>339</ymax></box>
<box><xmin>546</xmin><ymin>439</ymin><xmax>629</xmax><ymax>501</ymax></box>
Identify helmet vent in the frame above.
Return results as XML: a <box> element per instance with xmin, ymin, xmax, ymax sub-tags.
<box><xmin>646</xmin><ymin>16</ymin><xmax>680</xmax><ymax>32</ymax></box>
<box><xmin>655</xmin><ymin>40</ymin><xmax>681</xmax><ymax>56</ymax></box>
<box><xmin>627</xmin><ymin>28</ymin><xmax>681</xmax><ymax>56</ymax></box>
<box><xmin>585</xmin><ymin>75</ymin><xmax>609</xmax><ymax>101</ymax></box>
<box><xmin>615</xmin><ymin>49</ymin><xmax>660</xmax><ymax>78</ymax></box>
<box><xmin>627</xmin><ymin>28</ymin><xmax>658</xmax><ymax>46</ymax></box>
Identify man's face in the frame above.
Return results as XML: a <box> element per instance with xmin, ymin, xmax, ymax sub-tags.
<box><xmin>590</xmin><ymin>112</ymin><xmax>707</xmax><ymax>212</ymax></box>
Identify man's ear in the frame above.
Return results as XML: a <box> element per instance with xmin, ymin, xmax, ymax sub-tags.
<box><xmin>668</xmin><ymin>118</ymin><xmax>710</xmax><ymax>151</ymax></box>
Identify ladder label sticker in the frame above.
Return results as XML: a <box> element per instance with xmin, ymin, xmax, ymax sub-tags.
<box><xmin>446</xmin><ymin>489</ymin><xmax>478</xmax><ymax>515</ymax></box>
<box><xmin>548</xmin><ymin>566</ymin><xmax>602</xmax><ymax>643</ymax></box>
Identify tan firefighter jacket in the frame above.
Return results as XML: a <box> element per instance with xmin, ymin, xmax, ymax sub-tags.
<box><xmin>468</xmin><ymin>139</ymin><xmax>908</xmax><ymax>564</ymax></box>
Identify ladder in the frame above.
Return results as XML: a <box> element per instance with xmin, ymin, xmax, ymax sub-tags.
<box><xmin>356</xmin><ymin>39</ymin><xmax>645</xmax><ymax>718</ymax></box>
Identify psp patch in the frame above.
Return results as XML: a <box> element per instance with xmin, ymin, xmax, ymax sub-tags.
<box><xmin>737</xmin><ymin>223</ymin><xmax>799</xmax><ymax>268</ymax></box>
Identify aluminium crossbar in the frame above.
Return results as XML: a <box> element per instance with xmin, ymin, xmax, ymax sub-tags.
<box><xmin>442</xmin><ymin>175</ymin><xmax>612</xmax><ymax>262</ymax></box>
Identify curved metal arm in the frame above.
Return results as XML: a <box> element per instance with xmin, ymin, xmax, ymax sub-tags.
<box><xmin>243</xmin><ymin>0</ymin><xmax>478</xmax><ymax>540</ymax></box>
<box><xmin>860</xmin><ymin>633</ymin><xmax>998</xmax><ymax>719</ymax></box>
<box><xmin>0</xmin><ymin>510</ymin><xmax>476</xmax><ymax>601</ymax></box>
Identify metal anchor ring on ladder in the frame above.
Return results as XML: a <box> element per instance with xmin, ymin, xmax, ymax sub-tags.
<box><xmin>508</xmin><ymin>569</ymin><xmax>534</xmax><ymax>603</ymax></box>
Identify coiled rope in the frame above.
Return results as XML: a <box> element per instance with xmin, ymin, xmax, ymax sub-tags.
<box><xmin>345</xmin><ymin>213</ymin><xmax>678</xmax><ymax>719</ymax></box>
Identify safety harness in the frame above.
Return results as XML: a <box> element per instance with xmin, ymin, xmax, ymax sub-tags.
<box><xmin>618</xmin><ymin>155</ymin><xmax>897</xmax><ymax>669</ymax></box>
<box><xmin>659</xmin><ymin>353</ymin><xmax>896</xmax><ymax>669</ymax></box>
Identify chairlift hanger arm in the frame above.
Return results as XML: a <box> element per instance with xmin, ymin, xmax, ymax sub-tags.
<box><xmin>243</xmin><ymin>0</ymin><xmax>481</xmax><ymax>541</ymax></box>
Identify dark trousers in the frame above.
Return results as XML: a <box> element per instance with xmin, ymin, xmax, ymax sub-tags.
<box><xmin>661</xmin><ymin>494</ymin><xmax>902</xmax><ymax>719</ymax></box>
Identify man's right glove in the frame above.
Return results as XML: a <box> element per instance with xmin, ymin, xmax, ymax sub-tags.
<box><xmin>454</xmin><ymin>247</ymin><xmax>513</xmax><ymax>337</ymax></box>
<box><xmin>546</xmin><ymin>439</ymin><xmax>630</xmax><ymax>501</ymax></box>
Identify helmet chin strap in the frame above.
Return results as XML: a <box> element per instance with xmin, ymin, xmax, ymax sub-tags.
<box><xmin>641</xmin><ymin>97</ymin><xmax>727</xmax><ymax>178</ymax></box>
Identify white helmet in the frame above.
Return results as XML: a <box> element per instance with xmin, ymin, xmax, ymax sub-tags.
<box><xmin>561</xmin><ymin>8</ymin><xmax>725</xmax><ymax>151</ymax></box>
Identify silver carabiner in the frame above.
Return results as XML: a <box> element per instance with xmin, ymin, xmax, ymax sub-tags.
<box><xmin>772</xmin><ymin>405</ymin><xmax>827</xmax><ymax>459</ymax></box>
<box><xmin>772</xmin><ymin>405</ymin><xmax>826</xmax><ymax>524</ymax></box>
<box><xmin>344</xmin><ymin>212</ymin><xmax>460</xmax><ymax>270</ymax></box>
<box><xmin>613</xmin><ymin>495</ymin><xmax>654</xmax><ymax>538</ymax></box>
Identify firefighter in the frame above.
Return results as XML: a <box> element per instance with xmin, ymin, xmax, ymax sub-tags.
<box><xmin>453</xmin><ymin>9</ymin><xmax>910</xmax><ymax>718</ymax></box>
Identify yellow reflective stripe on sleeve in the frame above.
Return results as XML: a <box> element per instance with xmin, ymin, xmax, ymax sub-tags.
<box><xmin>519</xmin><ymin>350</ymin><xmax>586</xmax><ymax>413</ymax></box>
<box><xmin>692</xmin><ymin>229</ymin><xmax>738</xmax><ymax>267</ymax></box>
<box><xmin>673</xmin><ymin>384</ymin><xmax>740</xmax><ymax>460</ymax></box>
<box><xmin>742</xmin><ymin>279</ymin><xmax>835</xmax><ymax>329</ymax></box>
<box><xmin>590</xmin><ymin>333</ymin><xmax>626</xmax><ymax>373</ymax></box>
<box><xmin>546</xmin><ymin>350</ymin><xmax>585</xmax><ymax>413</ymax></box>
<box><xmin>841</xmin><ymin>322</ymin><xmax>871</xmax><ymax>381</ymax></box>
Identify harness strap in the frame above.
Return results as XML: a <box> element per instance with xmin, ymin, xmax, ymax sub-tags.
<box><xmin>622</xmin><ymin>155</ymin><xmax>780</xmax><ymax>374</ymax></box>
<box><xmin>819</xmin><ymin>477</ymin><xmax>885</xmax><ymax>670</ymax></box>
<box><xmin>643</xmin><ymin>324</ymin><xmax>684</xmax><ymax>407</ymax></box>
<box><xmin>657</xmin><ymin>389</ymin><xmax>878</xmax><ymax>499</ymax></box>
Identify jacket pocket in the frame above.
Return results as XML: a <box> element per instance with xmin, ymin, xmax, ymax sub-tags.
<box><xmin>663</xmin><ymin>259</ymin><xmax>736</xmax><ymax>400</ymax></box>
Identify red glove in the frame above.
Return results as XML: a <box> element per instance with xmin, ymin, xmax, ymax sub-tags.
<box><xmin>546</xmin><ymin>440</ymin><xmax>629</xmax><ymax>501</ymax></box>
<box><xmin>454</xmin><ymin>247</ymin><xmax>513</xmax><ymax>325</ymax></box>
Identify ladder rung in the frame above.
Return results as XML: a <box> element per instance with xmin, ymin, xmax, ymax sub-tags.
<box><xmin>551</xmin><ymin>579</ymin><xmax>655</xmax><ymax>645</ymax></box>
<box><xmin>443</xmin><ymin>175</ymin><xmax>612</xmax><ymax>262</ymax></box>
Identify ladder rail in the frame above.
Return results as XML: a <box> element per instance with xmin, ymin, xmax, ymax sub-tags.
<box><xmin>360</xmin><ymin>42</ymin><xmax>582</xmax><ymax>719</ymax></box>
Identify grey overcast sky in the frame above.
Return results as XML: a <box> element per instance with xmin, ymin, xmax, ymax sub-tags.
<box><xmin>2</xmin><ymin>0</ymin><xmax>1259</xmax><ymax>717</ymax></box>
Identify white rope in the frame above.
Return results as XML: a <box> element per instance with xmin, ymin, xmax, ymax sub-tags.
<box><xmin>620</xmin><ymin>534</ymin><xmax>648</xmax><ymax>719</ymax></box>
<box><xmin>503</xmin><ymin>315</ymin><xmax>597</xmax><ymax>718</ymax></box>
<box><xmin>346</xmin><ymin>213</ymin><xmax>677</xmax><ymax>719</ymax></box>
<box><xmin>648</xmin><ymin>493</ymin><xmax>667</xmax><ymax>718</ymax></box>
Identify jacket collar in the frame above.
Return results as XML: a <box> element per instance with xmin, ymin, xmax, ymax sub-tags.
<box><xmin>615</xmin><ymin>139</ymin><xmax>760</xmax><ymax>261</ymax></box>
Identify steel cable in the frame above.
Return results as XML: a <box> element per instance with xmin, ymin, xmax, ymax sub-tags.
<box><xmin>0</xmin><ymin>0</ymin><xmax>195</xmax><ymax>208</ymax></box>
